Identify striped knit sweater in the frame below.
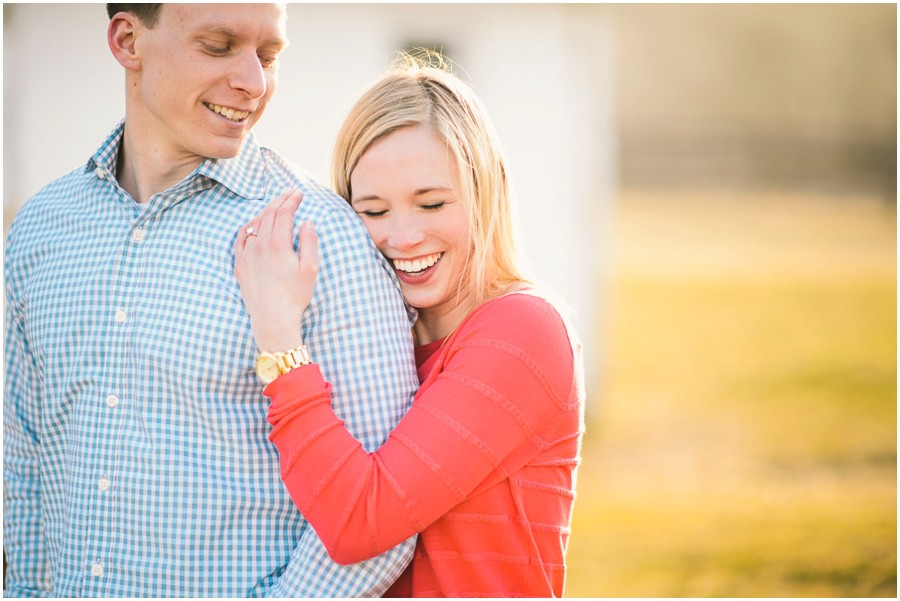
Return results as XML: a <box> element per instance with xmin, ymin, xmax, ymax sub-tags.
<box><xmin>265</xmin><ymin>291</ymin><xmax>585</xmax><ymax>597</ymax></box>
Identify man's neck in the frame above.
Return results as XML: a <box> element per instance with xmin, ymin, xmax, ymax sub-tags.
<box><xmin>116</xmin><ymin>125</ymin><xmax>206</xmax><ymax>205</ymax></box>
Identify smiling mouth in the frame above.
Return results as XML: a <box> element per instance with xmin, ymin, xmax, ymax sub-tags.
<box><xmin>393</xmin><ymin>252</ymin><xmax>443</xmax><ymax>275</ymax></box>
<box><xmin>204</xmin><ymin>102</ymin><xmax>250</xmax><ymax>123</ymax></box>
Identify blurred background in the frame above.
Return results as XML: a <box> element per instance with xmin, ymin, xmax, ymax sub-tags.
<box><xmin>4</xmin><ymin>3</ymin><xmax>896</xmax><ymax>596</ymax></box>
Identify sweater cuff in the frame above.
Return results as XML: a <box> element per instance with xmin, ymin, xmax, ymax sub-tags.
<box><xmin>263</xmin><ymin>364</ymin><xmax>329</xmax><ymax>417</ymax></box>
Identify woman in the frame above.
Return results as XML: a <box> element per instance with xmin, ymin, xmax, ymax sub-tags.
<box><xmin>235</xmin><ymin>54</ymin><xmax>585</xmax><ymax>597</ymax></box>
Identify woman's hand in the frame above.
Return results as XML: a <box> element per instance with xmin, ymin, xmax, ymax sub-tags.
<box><xmin>234</xmin><ymin>189</ymin><xmax>319</xmax><ymax>353</ymax></box>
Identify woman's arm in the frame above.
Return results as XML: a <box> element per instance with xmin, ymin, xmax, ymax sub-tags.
<box><xmin>265</xmin><ymin>294</ymin><xmax>578</xmax><ymax>565</ymax></box>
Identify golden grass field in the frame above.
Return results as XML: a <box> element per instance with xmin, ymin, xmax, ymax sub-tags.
<box><xmin>564</xmin><ymin>189</ymin><xmax>897</xmax><ymax>597</ymax></box>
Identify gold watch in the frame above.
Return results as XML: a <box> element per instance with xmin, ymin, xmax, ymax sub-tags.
<box><xmin>255</xmin><ymin>344</ymin><xmax>313</xmax><ymax>384</ymax></box>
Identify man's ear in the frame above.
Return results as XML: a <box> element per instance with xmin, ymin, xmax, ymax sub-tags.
<box><xmin>107</xmin><ymin>12</ymin><xmax>141</xmax><ymax>71</ymax></box>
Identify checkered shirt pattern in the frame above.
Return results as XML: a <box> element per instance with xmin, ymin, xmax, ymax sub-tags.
<box><xmin>4</xmin><ymin>122</ymin><xmax>419</xmax><ymax>597</ymax></box>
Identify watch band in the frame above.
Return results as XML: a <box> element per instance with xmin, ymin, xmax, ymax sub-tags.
<box><xmin>280</xmin><ymin>344</ymin><xmax>313</xmax><ymax>371</ymax></box>
<box><xmin>255</xmin><ymin>344</ymin><xmax>312</xmax><ymax>384</ymax></box>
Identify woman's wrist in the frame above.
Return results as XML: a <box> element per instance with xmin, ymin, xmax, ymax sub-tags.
<box><xmin>255</xmin><ymin>342</ymin><xmax>313</xmax><ymax>385</ymax></box>
<box><xmin>251</xmin><ymin>318</ymin><xmax>304</xmax><ymax>353</ymax></box>
<box><xmin>257</xmin><ymin>337</ymin><xmax>305</xmax><ymax>354</ymax></box>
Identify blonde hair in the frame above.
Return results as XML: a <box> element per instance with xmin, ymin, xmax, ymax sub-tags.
<box><xmin>331</xmin><ymin>50</ymin><xmax>529</xmax><ymax>308</ymax></box>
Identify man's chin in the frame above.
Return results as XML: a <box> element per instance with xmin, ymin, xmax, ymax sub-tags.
<box><xmin>200</xmin><ymin>138</ymin><xmax>247</xmax><ymax>161</ymax></box>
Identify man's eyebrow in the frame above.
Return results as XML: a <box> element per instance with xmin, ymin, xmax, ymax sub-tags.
<box><xmin>197</xmin><ymin>26</ymin><xmax>288</xmax><ymax>50</ymax></box>
<box><xmin>195</xmin><ymin>25</ymin><xmax>237</xmax><ymax>39</ymax></box>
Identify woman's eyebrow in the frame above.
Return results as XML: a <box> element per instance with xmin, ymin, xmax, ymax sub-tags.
<box><xmin>414</xmin><ymin>187</ymin><xmax>452</xmax><ymax>195</ymax></box>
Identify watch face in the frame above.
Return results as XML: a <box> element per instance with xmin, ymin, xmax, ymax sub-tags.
<box><xmin>256</xmin><ymin>355</ymin><xmax>281</xmax><ymax>384</ymax></box>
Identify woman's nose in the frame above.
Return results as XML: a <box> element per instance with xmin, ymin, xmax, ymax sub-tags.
<box><xmin>386</xmin><ymin>214</ymin><xmax>427</xmax><ymax>251</ymax></box>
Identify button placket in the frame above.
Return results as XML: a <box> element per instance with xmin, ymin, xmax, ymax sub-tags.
<box><xmin>86</xmin><ymin>210</ymin><xmax>141</xmax><ymax>592</ymax></box>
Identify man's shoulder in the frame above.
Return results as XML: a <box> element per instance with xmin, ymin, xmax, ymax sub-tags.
<box><xmin>256</xmin><ymin>148</ymin><xmax>410</xmax><ymax>323</ymax></box>
<box><xmin>10</xmin><ymin>166</ymin><xmax>89</xmax><ymax>228</ymax></box>
<box><xmin>5</xmin><ymin>166</ymin><xmax>89</xmax><ymax>298</ymax></box>
<box><xmin>259</xmin><ymin>147</ymin><xmax>359</xmax><ymax>225</ymax></box>
<box><xmin>260</xmin><ymin>147</ymin><xmax>333</xmax><ymax>199</ymax></box>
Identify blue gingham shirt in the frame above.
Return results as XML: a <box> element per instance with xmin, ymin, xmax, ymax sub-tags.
<box><xmin>4</xmin><ymin>122</ymin><xmax>419</xmax><ymax>597</ymax></box>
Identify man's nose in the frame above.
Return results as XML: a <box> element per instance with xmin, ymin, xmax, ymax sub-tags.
<box><xmin>230</xmin><ymin>51</ymin><xmax>268</xmax><ymax>99</ymax></box>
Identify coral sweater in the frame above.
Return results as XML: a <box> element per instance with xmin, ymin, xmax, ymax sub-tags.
<box><xmin>265</xmin><ymin>292</ymin><xmax>585</xmax><ymax>597</ymax></box>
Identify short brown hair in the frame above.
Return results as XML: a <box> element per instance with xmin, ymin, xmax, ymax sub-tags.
<box><xmin>106</xmin><ymin>4</ymin><xmax>162</xmax><ymax>27</ymax></box>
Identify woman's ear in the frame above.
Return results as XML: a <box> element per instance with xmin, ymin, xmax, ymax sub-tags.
<box><xmin>107</xmin><ymin>12</ymin><xmax>141</xmax><ymax>71</ymax></box>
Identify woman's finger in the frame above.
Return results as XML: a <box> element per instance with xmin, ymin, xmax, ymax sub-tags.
<box><xmin>234</xmin><ymin>226</ymin><xmax>245</xmax><ymax>260</ymax></box>
<box><xmin>272</xmin><ymin>190</ymin><xmax>304</xmax><ymax>245</ymax></box>
<box><xmin>257</xmin><ymin>189</ymin><xmax>293</xmax><ymax>236</ymax></box>
<box><xmin>237</xmin><ymin>217</ymin><xmax>263</xmax><ymax>253</ymax></box>
<box><xmin>297</xmin><ymin>221</ymin><xmax>319</xmax><ymax>279</ymax></box>
<box><xmin>235</xmin><ymin>218</ymin><xmax>257</xmax><ymax>256</ymax></box>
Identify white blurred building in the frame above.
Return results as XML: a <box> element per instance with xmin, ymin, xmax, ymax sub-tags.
<box><xmin>3</xmin><ymin>4</ymin><xmax>615</xmax><ymax>401</ymax></box>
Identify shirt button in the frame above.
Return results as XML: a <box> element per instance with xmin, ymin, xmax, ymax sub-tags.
<box><xmin>90</xmin><ymin>562</ymin><xmax>103</xmax><ymax>577</ymax></box>
<box><xmin>95</xmin><ymin>167</ymin><xmax>106</xmax><ymax>179</ymax></box>
<box><xmin>98</xmin><ymin>477</ymin><xmax>111</xmax><ymax>492</ymax></box>
<box><xmin>131</xmin><ymin>227</ymin><xmax>146</xmax><ymax>243</ymax></box>
<box><xmin>106</xmin><ymin>394</ymin><xmax>119</xmax><ymax>408</ymax></box>
<box><xmin>114</xmin><ymin>310</ymin><xmax>127</xmax><ymax>324</ymax></box>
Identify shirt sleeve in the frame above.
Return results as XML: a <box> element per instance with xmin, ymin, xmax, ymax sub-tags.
<box><xmin>265</xmin><ymin>294</ymin><xmax>578</xmax><ymax>566</ymax></box>
<box><xmin>4</xmin><ymin>266</ymin><xmax>51</xmax><ymax>597</ymax></box>
<box><xmin>264</xmin><ymin>205</ymin><xmax>419</xmax><ymax>597</ymax></box>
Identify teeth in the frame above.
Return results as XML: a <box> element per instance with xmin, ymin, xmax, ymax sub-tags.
<box><xmin>393</xmin><ymin>253</ymin><xmax>442</xmax><ymax>274</ymax></box>
<box><xmin>206</xmin><ymin>103</ymin><xmax>250</xmax><ymax>122</ymax></box>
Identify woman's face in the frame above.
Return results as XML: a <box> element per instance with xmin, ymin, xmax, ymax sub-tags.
<box><xmin>350</xmin><ymin>125</ymin><xmax>472</xmax><ymax>329</ymax></box>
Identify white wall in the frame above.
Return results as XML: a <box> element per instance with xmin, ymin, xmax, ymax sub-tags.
<box><xmin>3</xmin><ymin>3</ymin><xmax>614</xmax><ymax>395</ymax></box>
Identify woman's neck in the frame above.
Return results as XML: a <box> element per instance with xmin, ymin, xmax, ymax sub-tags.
<box><xmin>413</xmin><ymin>292</ymin><xmax>476</xmax><ymax>346</ymax></box>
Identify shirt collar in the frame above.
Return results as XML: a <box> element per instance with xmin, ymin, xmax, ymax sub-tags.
<box><xmin>86</xmin><ymin>120</ymin><xmax>125</xmax><ymax>177</ymax></box>
<box><xmin>86</xmin><ymin>119</ymin><xmax>269</xmax><ymax>201</ymax></box>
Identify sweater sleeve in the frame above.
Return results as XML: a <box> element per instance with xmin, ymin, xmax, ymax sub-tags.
<box><xmin>265</xmin><ymin>294</ymin><xmax>579</xmax><ymax>565</ymax></box>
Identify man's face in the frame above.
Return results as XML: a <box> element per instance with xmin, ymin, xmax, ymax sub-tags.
<box><xmin>132</xmin><ymin>3</ymin><xmax>288</xmax><ymax>162</ymax></box>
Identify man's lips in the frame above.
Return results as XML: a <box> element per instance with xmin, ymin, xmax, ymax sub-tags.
<box><xmin>204</xmin><ymin>102</ymin><xmax>250</xmax><ymax>122</ymax></box>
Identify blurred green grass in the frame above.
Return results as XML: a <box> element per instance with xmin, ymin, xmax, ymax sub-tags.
<box><xmin>565</xmin><ymin>190</ymin><xmax>896</xmax><ymax>597</ymax></box>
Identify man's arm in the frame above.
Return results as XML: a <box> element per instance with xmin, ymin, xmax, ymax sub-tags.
<box><xmin>264</xmin><ymin>205</ymin><xmax>418</xmax><ymax>597</ymax></box>
<box><xmin>4</xmin><ymin>297</ymin><xmax>50</xmax><ymax>597</ymax></box>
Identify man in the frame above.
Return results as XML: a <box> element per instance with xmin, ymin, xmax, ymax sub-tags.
<box><xmin>4</xmin><ymin>4</ymin><xmax>418</xmax><ymax>596</ymax></box>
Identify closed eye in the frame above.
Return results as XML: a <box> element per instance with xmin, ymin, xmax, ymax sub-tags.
<box><xmin>201</xmin><ymin>42</ymin><xmax>230</xmax><ymax>56</ymax></box>
<box><xmin>421</xmin><ymin>202</ymin><xmax>445</xmax><ymax>211</ymax></box>
<box><xmin>357</xmin><ymin>209</ymin><xmax>387</xmax><ymax>218</ymax></box>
